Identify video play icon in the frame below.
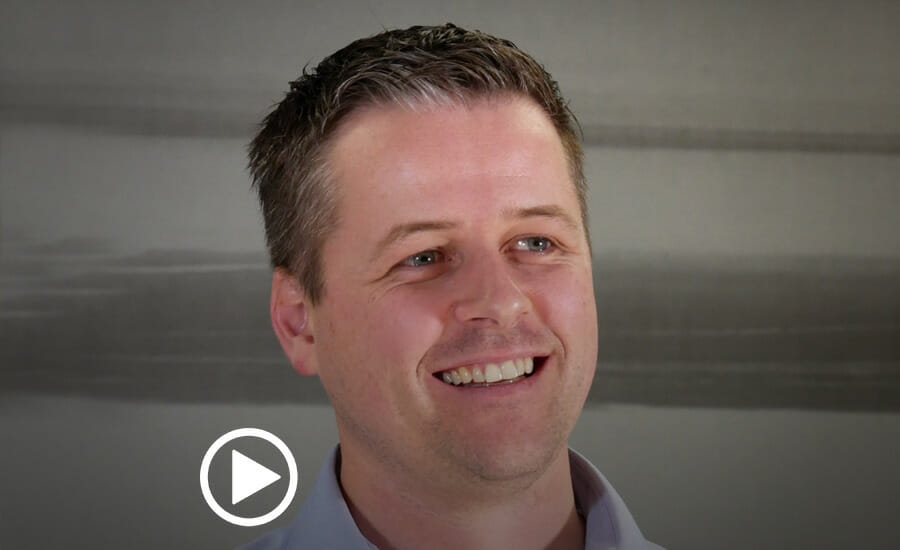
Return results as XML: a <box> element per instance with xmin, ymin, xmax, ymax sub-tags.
<box><xmin>231</xmin><ymin>450</ymin><xmax>281</xmax><ymax>505</ymax></box>
<box><xmin>200</xmin><ymin>428</ymin><xmax>299</xmax><ymax>527</ymax></box>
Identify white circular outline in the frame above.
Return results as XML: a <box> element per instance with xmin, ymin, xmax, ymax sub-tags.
<box><xmin>200</xmin><ymin>427</ymin><xmax>299</xmax><ymax>527</ymax></box>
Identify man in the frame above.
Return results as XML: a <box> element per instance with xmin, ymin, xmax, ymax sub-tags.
<box><xmin>243</xmin><ymin>23</ymin><xmax>662</xmax><ymax>550</ymax></box>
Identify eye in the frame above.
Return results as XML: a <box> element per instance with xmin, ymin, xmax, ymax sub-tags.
<box><xmin>514</xmin><ymin>236</ymin><xmax>553</xmax><ymax>253</ymax></box>
<box><xmin>402</xmin><ymin>250</ymin><xmax>444</xmax><ymax>267</ymax></box>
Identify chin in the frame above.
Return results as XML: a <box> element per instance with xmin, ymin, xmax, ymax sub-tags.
<box><xmin>449</xmin><ymin>431</ymin><xmax>568</xmax><ymax>484</ymax></box>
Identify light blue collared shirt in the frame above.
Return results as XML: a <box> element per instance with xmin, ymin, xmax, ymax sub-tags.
<box><xmin>239</xmin><ymin>446</ymin><xmax>663</xmax><ymax>550</ymax></box>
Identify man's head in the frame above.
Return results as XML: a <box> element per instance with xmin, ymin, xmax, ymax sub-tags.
<box><xmin>249</xmin><ymin>23</ymin><xmax>585</xmax><ymax>305</ymax></box>
<box><xmin>252</xmin><ymin>23</ymin><xmax>597</xmax><ymax>494</ymax></box>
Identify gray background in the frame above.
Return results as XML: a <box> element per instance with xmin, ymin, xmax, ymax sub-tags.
<box><xmin>1</xmin><ymin>1</ymin><xmax>899</xmax><ymax>549</ymax></box>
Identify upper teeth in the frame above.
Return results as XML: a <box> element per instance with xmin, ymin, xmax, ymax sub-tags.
<box><xmin>440</xmin><ymin>357</ymin><xmax>534</xmax><ymax>386</ymax></box>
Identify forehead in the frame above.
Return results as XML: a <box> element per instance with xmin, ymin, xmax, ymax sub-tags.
<box><xmin>329</xmin><ymin>96</ymin><xmax>573</xmax><ymax>200</ymax></box>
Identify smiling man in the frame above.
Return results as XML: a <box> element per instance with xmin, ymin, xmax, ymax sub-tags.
<box><xmin>243</xmin><ymin>23</ymin><xmax>662</xmax><ymax>550</ymax></box>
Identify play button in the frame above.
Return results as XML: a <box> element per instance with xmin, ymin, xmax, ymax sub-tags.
<box><xmin>200</xmin><ymin>428</ymin><xmax>299</xmax><ymax>527</ymax></box>
<box><xmin>232</xmin><ymin>449</ymin><xmax>281</xmax><ymax>505</ymax></box>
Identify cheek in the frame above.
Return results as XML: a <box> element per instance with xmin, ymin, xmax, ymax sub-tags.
<box><xmin>323</xmin><ymin>290</ymin><xmax>446</xmax><ymax>375</ymax></box>
<box><xmin>529</xmin><ymin>266</ymin><xmax>598</xmax><ymax>359</ymax></box>
<box><xmin>373</xmin><ymin>292</ymin><xmax>447</xmax><ymax>367</ymax></box>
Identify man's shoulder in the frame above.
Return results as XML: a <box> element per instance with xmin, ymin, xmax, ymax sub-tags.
<box><xmin>235</xmin><ymin>525</ymin><xmax>291</xmax><ymax>550</ymax></box>
<box><xmin>236</xmin><ymin>524</ymin><xmax>667</xmax><ymax>550</ymax></box>
<box><xmin>236</xmin><ymin>447</ymin><xmax>666</xmax><ymax>550</ymax></box>
<box><xmin>235</xmin><ymin>445</ymin><xmax>373</xmax><ymax>550</ymax></box>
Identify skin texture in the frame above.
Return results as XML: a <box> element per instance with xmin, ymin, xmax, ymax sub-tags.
<box><xmin>271</xmin><ymin>96</ymin><xmax>598</xmax><ymax>549</ymax></box>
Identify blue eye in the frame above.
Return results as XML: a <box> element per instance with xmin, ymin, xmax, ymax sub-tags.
<box><xmin>515</xmin><ymin>237</ymin><xmax>553</xmax><ymax>252</ymax></box>
<box><xmin>402</xmin><ymin>250</ymin><xmax>443</xmax><ymax>267</ymax></box>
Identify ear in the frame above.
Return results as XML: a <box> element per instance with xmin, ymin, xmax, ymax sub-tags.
<box><xmin>270</xmin><ymin>268</ymin><xmax>319</xmax><ymax>376</ymax></box>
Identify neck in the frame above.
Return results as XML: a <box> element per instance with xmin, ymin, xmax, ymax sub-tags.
<box><xmin>338</xmin><ymin>443</ymin><xmax>585</xmax><ymax>550</ymax></box>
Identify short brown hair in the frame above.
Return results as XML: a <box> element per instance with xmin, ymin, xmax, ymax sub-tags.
<box><xmin>248</xmin><ymin>23</ymin><xmax>585</xmax><ymax>304</ymax></box>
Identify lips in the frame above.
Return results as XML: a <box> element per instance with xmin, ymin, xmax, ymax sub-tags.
<box><xmin>435</xmin><ymin>356</ymin><xmax>543</xmax><ymax>387</ymax></box>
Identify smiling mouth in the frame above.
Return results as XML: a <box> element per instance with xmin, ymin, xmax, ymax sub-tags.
<box><xmin>435</xmin><ymin>356</ymin><xmax>547</xmax><ymax>387</ymax></box>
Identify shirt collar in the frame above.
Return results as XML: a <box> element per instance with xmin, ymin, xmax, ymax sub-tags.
<box><xmin>569</xmin><ymin>447</ymin><xmax>653</xmax><ymax>550</ymax></box>
<box><xmin>279</xmin><ymin>445</ymin><xmax>653</xmax><ymax>550</ymax></box>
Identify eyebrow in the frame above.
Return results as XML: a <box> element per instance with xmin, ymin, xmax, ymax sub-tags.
<box><xmin>372</xmin><ymin>204</ymin><xmax>580</xmax><ymax>261</ymax></box>
<box><xmin>373</xmin><ymin>220</ymin><xmax>458</xmax><ymax>260</ymax></box>
<box><xmin>504</xmin><ymin>204</ymin><xmax>581</xmax><ymax>232</ymax></box>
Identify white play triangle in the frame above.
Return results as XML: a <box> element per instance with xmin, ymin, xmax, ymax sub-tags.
<box><xmin>231</xmin><ymin>449</ymin><xmax>282</xmax><ymax>505</ymax></box>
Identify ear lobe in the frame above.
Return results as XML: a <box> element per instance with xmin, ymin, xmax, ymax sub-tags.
<box><xmin>270</xmin><ymin>268</ymin><xmax>319</xmax><ymax>376</ymax></box>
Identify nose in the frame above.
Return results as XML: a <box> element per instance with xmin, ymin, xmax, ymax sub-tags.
<box><xmin>450</xmin><ymin>254</ymin><xmax>532</xmax><ymax>327</ymax></box>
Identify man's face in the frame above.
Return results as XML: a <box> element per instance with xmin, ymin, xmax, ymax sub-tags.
<box><xmin>306</xmin><ymin>96</ymin><xmax>597</xmax><ymax>486</ymax></box>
